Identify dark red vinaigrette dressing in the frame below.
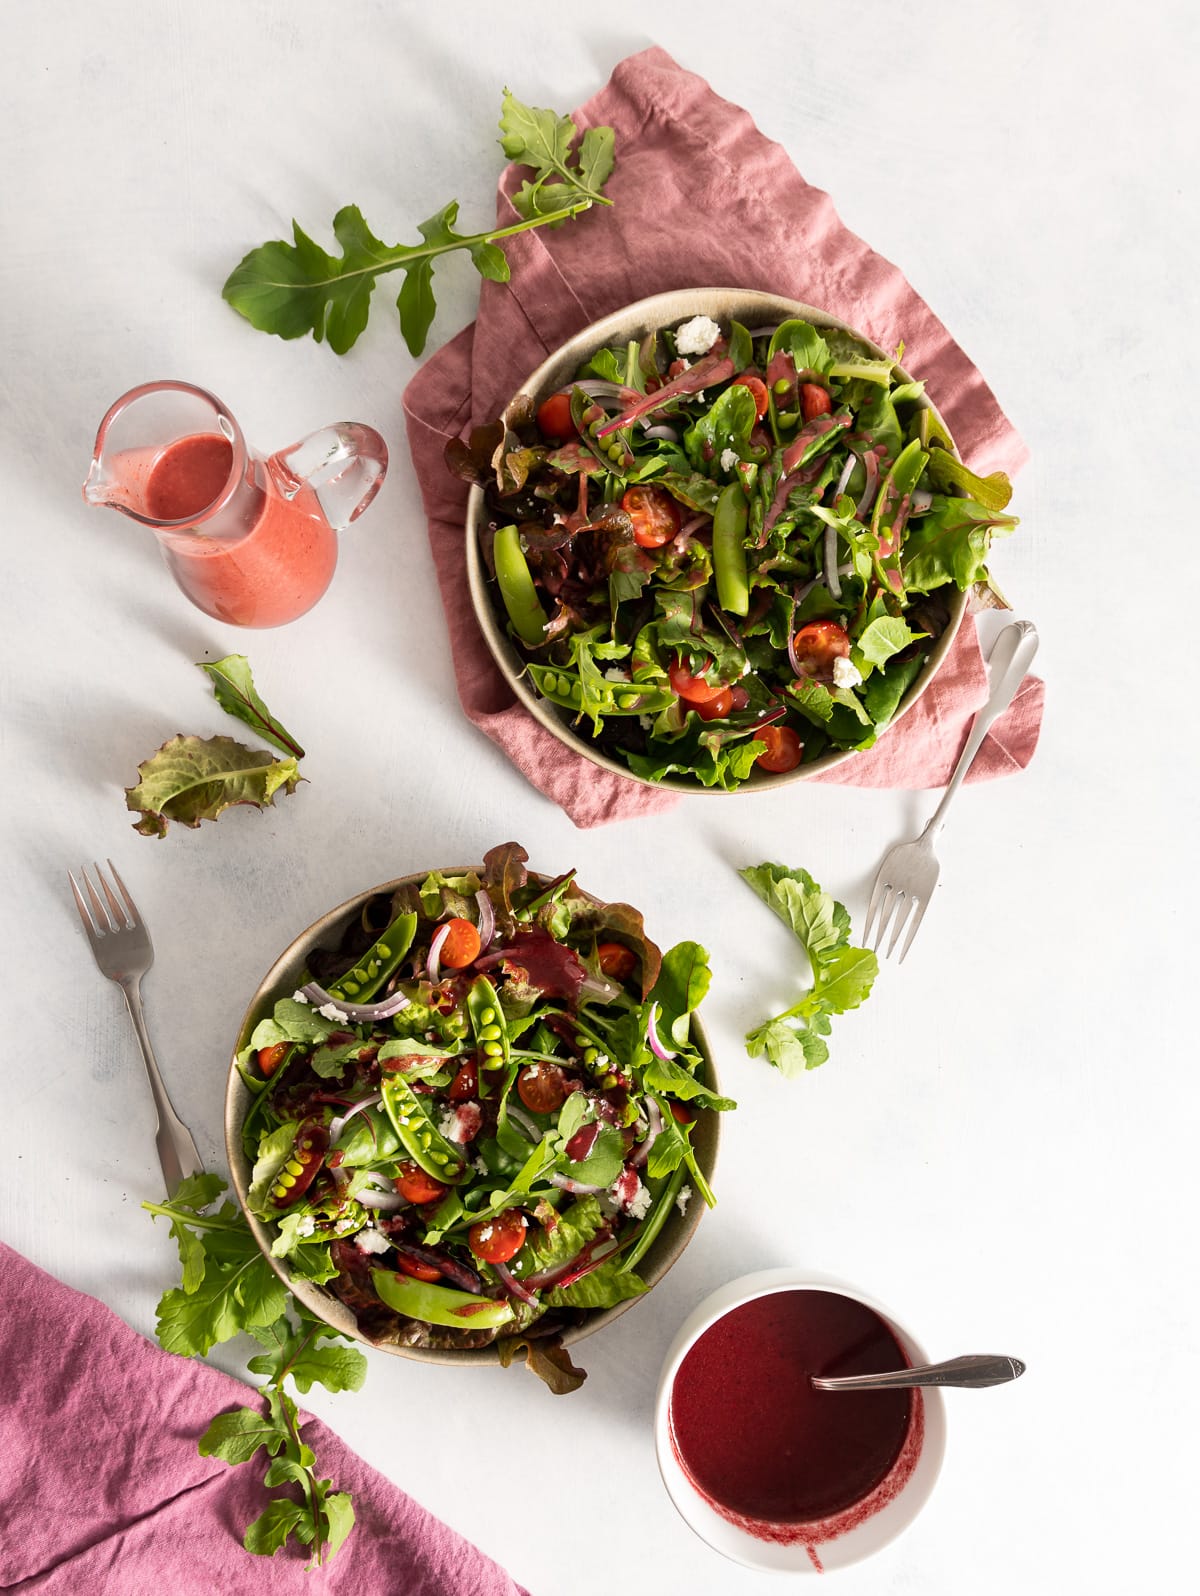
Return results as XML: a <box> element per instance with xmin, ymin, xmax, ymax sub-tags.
<box><xmin>145</xmin><ymin>433</ymin><xmax>233</xmax><ymax>522</ymax></box>
<box><xmin>669</xmin><ymin>1290</ymin><xmax>924</xmax><ymax>1560</ymax></box>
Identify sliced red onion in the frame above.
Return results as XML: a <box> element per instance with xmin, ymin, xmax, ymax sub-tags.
<box><xmin>642</xmin><ymin>423</ymin><xmax>680</xmax><ymax>441</ymax></box>
<box><xmin>833</xmin><ymin>454</ymin><xmax>856</xmax><ymax>500</ymax></box>
<box><xmin>475</xmin><ymin>890</ymin><xmax>496</xmax><ymax>952</ymax></box>
<box><xmin>646</xmin><ymin>1002</ymin><xmax>677</xmax><ymax>1062</ymax></box>
<box><xmin>298</xmin><ymin>981</ymin><xmax>410</xmax><ymax>1024</ymax></box>
<box><xmin>854</xmin><ymin>446</ymin><xmax>881</xmax><ymax>518</ymax></box>
<box><xmin>573</xmin><ymin>379</ymin><xmax>631</xmax><ymax>399</ymax></box>
<box><xmin>629</xmin><ymin>1097</ymin><xmax>663</xmax><ymax>1171</ymax></box>
<box><xmin>550</xmin><ymin>1172</ymin><xmax>607</xmax><ymax>1196</ymax></box>
<box><xmin>524</xmin><ymin>1234</ymin><xmax>619</xmax><ymax>1291</ymax></box>
<box><xmin>328</xmin><ymin>1091</ymin><xmax>383</xmax><ymax>1145</ymax></box>
<box><xmin>360</xmin><ymin>1169</ymin><xmax>397</xmax><ymax>1193</ymax></box>
<box><xmin>745</xmin><ymin>324</ymin><xmax>780</xmax><ymax>339</ymax></box>
<box><xmin>426</xmin><ymin>923</ymin><xmax>451</xmax><ymax>985</ymax></box>
<box><xmin>360</xmin><ymin>1190</ymin><xmax>408</xmax><ymax>1212</ymax></box>
<box><xmin>493</xmin><ymin>1260</ymin><xmax>540</xmax><ymax>1307</ymax></box>
<box><xmin>506</xmin><ymin>1103</ymin><xmax>542</xmax><ymax>1144</ymax></box>
<box><xmin>678</xmin><ymin>511</ymin><xmax>711</xmax><ymax>539</ymax></box>
<box><xmin>824</xmin><ymin>522</ymin><xmax>842</xmax><ymax>600</ymax></box>
<box><xmin>330</xmin><ymin>1164</ymin><xmax>351</xmax><ymax>1189</ymax></box>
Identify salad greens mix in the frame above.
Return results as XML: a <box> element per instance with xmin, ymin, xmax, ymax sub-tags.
<box><xmin>741</xmin><ymin>863</ymin><xmax>878</xmax><ymax>1074</ymax></box>
<box><xmin>236</xmin><ymin>843</ymin><xmax>730</xmax><ymax>1382</ymax></box>
<box><xmin>456</xmin><ymin>311</ymin><xmax>1019</xmax><ymax>790</ymax></box>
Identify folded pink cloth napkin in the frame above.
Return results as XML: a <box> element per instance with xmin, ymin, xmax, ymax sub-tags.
<box><xmin>0</xmin><ymin>1242</ymin><xmax>530</xmax><ymax>1595</ymax></box>
<box><xmin>403</xmin><ymin>46</ymin><xmax>1044</xmax><ymax>827</ymax></box>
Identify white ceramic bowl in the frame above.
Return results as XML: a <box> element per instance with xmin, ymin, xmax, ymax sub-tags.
<box><xmin>654</xmin><ymin>1268</ymin><xmax>946</xmax><ymax>1573</ymax></box>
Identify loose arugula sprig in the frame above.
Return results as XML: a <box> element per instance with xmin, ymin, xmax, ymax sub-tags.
<box><xmin>740</xmin><ymin>864</ymin><xmax>879</xmax><ymax>1074</ymax></box>
<box><xmin>222</xmin><ymin>90</ymin><xmax>615</xmax><ymax>356</ymax></box>
<box><xmin>126</xmin><ymin>655</ymin><xmax>305</xmax><ymax>837</ymax></box>
<box><xmin>143</xmin><ymin>1173</ymin><xmax>366</xmax><ymax>1568</ymax></box>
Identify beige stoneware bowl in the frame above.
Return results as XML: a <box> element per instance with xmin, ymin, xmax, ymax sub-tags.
<box><xmin>224</xmin><ymin>868</ymin><xmax>722</xmax><ymax>1367</ymax></box>
<box><xmin>465</xmin><ymin>286</ymin><xmax>968</xmax><ymax>792</ymax></box>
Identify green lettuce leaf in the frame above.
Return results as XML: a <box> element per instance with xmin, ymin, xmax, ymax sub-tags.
<box><xmin>125</xmin><ymin>735</ymin><xmax>300</xmax><ymax>838</ymax></box>
<box><xmin>902</xmin><ymin>498</ymin><xmax>1018</xmax><ymax>594</ymax></box>
<box><xmin>544</xmin><ymin>1258</ymin><xmax>649</xmax><ymax>1309</ymax></box>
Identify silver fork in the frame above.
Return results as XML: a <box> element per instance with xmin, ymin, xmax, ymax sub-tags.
<box><xmin>863</xmin><ymin>620</ymin><xmax>1040</xmax><ymax>962</ymax></box>
<box><xmin>69</xmin><ymin>859</ymin><xmax>203</xmax><ymax>1195</ymax></box>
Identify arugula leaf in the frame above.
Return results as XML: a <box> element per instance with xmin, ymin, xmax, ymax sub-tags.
<box><xmin>125</xmin><ymin>735</ymin><xmax>300</xmax><ymax>839</ymax></box>
<box><xmin>739</xmin><ymin>863</ymin><xmax>878</xmax><ymax>1073</ymax></box>
<box><xmin>223</xmin><ymin>92</ymin><xmax>616</xmax><ymax>355</ymax></box>
<box><xmin>143</xmin><ymin>1177</ymin><xmax>361</xmax><ymax>1567</ymax></box>
<box><xmin>196</xmin><ymin>655</ymin><xmax>306</xmax><ymax>759</ymax></box>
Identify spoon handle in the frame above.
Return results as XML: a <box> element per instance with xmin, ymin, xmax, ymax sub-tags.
<box><xmin>812</xmin><ymin>1354</ymin><xmax>1026</xmax><ymax>1392</ymax></box>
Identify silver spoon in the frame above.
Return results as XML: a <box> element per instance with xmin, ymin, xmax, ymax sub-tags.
<box><xmin>812</xmin><ymin>1354</ymin><xmax>1026</xmax><ymax>1392</ymax></box>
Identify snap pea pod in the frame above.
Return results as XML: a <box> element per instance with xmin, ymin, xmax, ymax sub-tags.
<box><xmin>371</xmin><ymin>1269</ymin><xmax>515</xmax><ymax>1330</ymax></box>
<box><xmin>617</xmin><ymin>1162</ymin><xmax>689</xmax><ymax>1274</ymax></box>
<box><xmin>468</xmin><ymin>976</ymin><xmax>508</xmax><ymax>1097</ymax></box>
<box><xmin>712</xmin><ymin>480</ymin><xmax>749</xmax><ymax>617</ymax></box>
<box><xmin>494</xmin><ymin>525</ymin><xmax>549</xmax><ymax>646</ymax></box>
<box><xmin>525</xmin><ymin>663</ymin><xmax>676</xmax><ymax>717</ymax></box>
<box><xmin>380</xmin><ymin>1075</ymin><xmax>466</xmax><ymax>1184</ymax></box>
<box><xmin>329</xmin><ymin>911</ymin><xmax>418</xmax><ymax>1003</ymax></box>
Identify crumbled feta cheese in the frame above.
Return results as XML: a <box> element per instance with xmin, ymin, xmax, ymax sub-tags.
<box><xmin>595</xmin><ymin>1054</ymin><xmax>609</xmax><ymax>1067</ymax></box>
<box><xmin>476</xmin><ymin>1223</ymin><xmax>495</xmax><ymax>1244</ymax></box>
<box><xmin>832</xmin><ymin>656</ymin><xmax>863</xmax><ymax>691</ymax></box>
<box><xmin>603</xmin><ymin>667</ymin><xmax>627</xmax><ymax>682</ymax></box>
<box><xmin>296</xmin><ymin>1214</ymin><xmax>316</xmax><ymax>1237</ymax></box>
<box><xmin>627</xmin><ymin>1179</ymin><xmax>652</xmax><ymax>1221</ymax></box>
<box><xmin>438</xmin><ymin>1111</ymin><xmax>459</xmax><ymax>1142</ymax></box>
<box><xmin>474</xmin><ymin>1156</ymin><xmax>489</xmax><ymax>1175</ymax></box>
<box><xmin>292</xmin><ymin>989</ymin><xmax>311</xmax><ymax>1005</ymax></box>
<box><xmin>675</xmin><ymin>315</ymin><xmax>721</xmax><ymax>357</ymax></box>
<box><xmin>354</xmin><ymin>1228</ymin><xmax>391</xmax><ymax>1255</ymax></box>
<box><xmin>318</xmin><ymin>1002</ymin><xmax>349</xmax><ymax>1023</ymax></box>
<box><xmin>719</xmin><ymin>447</ymin><xmax>739</xmax><ymax>473</ymax></box>
<box><xmin>676</xmin><ymin>1186</ymin><xmax>693</xmax><ymax>1217</ymax></box>
<box><xmin>638</xmin><ymin>715</ymin><xmax>653</xmax><ymax>731</ymax></box>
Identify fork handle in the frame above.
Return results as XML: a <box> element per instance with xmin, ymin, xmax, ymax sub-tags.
<box><xmin>120</xmin><ymin>979</ymin><xmax>205</xmax><ymax>1196</ymax></box>
<box><xmin>923</xmin><ymin>620</ymin><xmax>1040</xmax><ymax>840</ymax></box>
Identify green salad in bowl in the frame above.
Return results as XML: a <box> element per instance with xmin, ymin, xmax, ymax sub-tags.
<box><xmin>226</xmin><ymin>843</ymin><xmax>729</xmax><ymax>1388</ymax></box>
<box><xmin>460</xmin><ymin>288</ymin><xmax>1018</xmax><ymax>791</ymax></box>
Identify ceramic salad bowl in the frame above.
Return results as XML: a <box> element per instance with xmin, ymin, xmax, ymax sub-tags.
<box><xmin>224</xmin><ymin>858</ymin><xmax>723</xmax><ymax>1374</ymax></box>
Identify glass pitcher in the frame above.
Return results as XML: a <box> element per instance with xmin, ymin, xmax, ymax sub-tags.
<box><xmin>83</xmin><ymin>381</ymin><xmax>388</xmax><ymax>627</ymax></box>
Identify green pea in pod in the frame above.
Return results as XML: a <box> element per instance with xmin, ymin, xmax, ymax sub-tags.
<box><xmin>712</xmin><ymin>480</ymin><xmax>750</xmax><ymax>617</ymax></box>
<box><xmin>493</xmin><ymin>525</ymin><xmax>548</xmax><ymax>646</ymax></box>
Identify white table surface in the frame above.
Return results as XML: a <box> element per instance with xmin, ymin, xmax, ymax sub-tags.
<box><xmin>3</xmin><ymin>3</ymin><xmax>1196</xmax><ymax>1592</ymax></box>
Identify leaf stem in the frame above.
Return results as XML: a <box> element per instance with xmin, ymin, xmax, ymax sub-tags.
<box><xmin>141</xmin><ymin>1200</ymin><xmax>239</xmax><ymax>1232</ymax></box>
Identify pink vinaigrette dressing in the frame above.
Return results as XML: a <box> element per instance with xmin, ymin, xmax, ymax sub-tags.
<box><xmin>144</xmin><ymin>433</ymin><xmax>336</xmax><ymax>628</ymax></box>
<box><xmin>668</xmin><ymin>1290</ymin><xmax>924</xmax><ymax>1569</ymax></box>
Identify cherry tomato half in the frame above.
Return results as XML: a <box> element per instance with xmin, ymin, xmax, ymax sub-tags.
<box><xmin>447</xmin><ymin>1058</ymin><xmax>479</xmax><ymax>1102</ymax></box>
<box><xmin>597</xmin><ymin>941</ymin><xmax>637</xmax><ymax>982</ymax></box>
<box><xmin>754</xmin><ymin>724</ymin><xmax>804</xmax><ymax>773</ymax></box>
<box><xmin>791</xmin><ymin>620</ymin><xmax>851</xmax><ymax>681</ymax></box>
<box><xmin>622</xmin><ymin>484</ymin><xmax>681</xmax><ymax>549</ymax></box>
<box><xmin>396</xmin><ymin>1253</ymin><xmax>443</xmax><ymax>1283</ymax></box>
<box><xmin>395</xmin><ymin>1161</ymin><xmax>450</xmax><ymax>1206</ymax></box>
<box><xmin>257</xmin><ymin>1042</ymin><xmax>289</xmax><ymax>1078</ymax></box>
<box><xmin>695</xmin><ymin>687</ymin><xmax>734</xmax><ymax>722</ymax></box>
<box><xmin>468</xmin><ymin>1208</ymin><xmax>528</xmax><ymax>1264</ymax></box>
<box><xmin>800</xmin><ymin>383</ymin><xmax>832</xmax><ymax>421</ymax></box>
<box><xmin>668</xmin><ymin>656</ymin><xmax>726</xmax><ymax>704</ymax></box>
<box><xmin>438</xmin><ymin>917</ymin><xmax>481</xmax><ymax>970</ymax></box>
<box><xmin>536</xmin><ymin>391</ymin><xmax>577</xmax><ymax>443</ymax></box>
<box><xmin>732</xmin><ymin>373</ymin><xmax>770</xmax><ymax>421</ymax></box>
<box><xmin>517</xmin><ymin>1063</ymin><xmax>569</xmax><ymax>1115</ymax></box>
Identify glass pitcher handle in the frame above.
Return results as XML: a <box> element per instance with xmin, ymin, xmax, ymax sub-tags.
<box><xmin>267</xmin><ymin>424</ymin><xmax>388</xmax><ymax>531</ymax></box>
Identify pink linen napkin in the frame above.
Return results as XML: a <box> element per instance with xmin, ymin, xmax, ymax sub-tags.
<box><xmin>403</xmin><ymin>46</ymin><xmax>1044</xmax><ymax>827</ymax></box>
<box><xmin>0</xmin><ymin>1242</ymin><xmax>530</xmax><ymax>1596</ymax></box>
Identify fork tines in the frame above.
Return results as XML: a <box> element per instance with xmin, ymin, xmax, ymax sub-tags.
<box><xmin>69</xmin><ymin>860</ymin><xmax>138</xmax><ymax>938</ymax></box>
<box><xmin>863</xmin><ymin>881</ymin><xmax>928</xmax><ymax>964</ymax></box>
